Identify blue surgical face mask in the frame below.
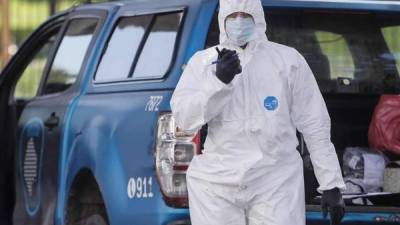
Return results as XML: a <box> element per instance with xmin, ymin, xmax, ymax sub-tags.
<box><xmin>225</xmin><ymin>16</ymin><xmax>256</xmax><ymax>47</ymax></box>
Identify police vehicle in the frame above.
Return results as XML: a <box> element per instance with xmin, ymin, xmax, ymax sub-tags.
<box><xmin>0</xmin><ymin>0</ymin><xmax>399</xmax><ymax>224</ymax></box>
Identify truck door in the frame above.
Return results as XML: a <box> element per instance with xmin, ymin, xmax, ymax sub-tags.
<box><xmin>11</xmin><ymin>10</ymin><xmax>103</xmax><ymax>225</ymax></box>
<box><xmin>0</xmin><ymin>13</ymin><xmax>66</xmax><ymax>225</ymax></box>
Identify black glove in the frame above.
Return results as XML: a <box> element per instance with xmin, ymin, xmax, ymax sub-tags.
<box><xmin>321</xmin><ymin>187</ymin><xmax>345</xmax><ymax>225</ymax></box>
<box><xmin>215</xmin><ymin>47</ymin><xmax>242</xmax><ymax>84</ymax></box>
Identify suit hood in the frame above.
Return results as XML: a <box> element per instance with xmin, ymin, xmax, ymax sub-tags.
<box><xmin>218</xmin><ymin>0</ymin><xmax>267</xmax><ymax>44</ymax></box>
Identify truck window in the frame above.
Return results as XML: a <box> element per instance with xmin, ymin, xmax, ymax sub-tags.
<box><xmin>382</xmin><ymin>26</ymin><xmax>400</xmax><ymax>74</ymax></box>
<box><xmin>315</xmin><ymin>31</ymin><xmax>355</xmax><ymax>79</ymax></box>
<box><xmin>265</xmin><ymin>11</ymin><xmax>400</xmax><ymax>94</ymax></box>
<box><xmin>94</xmin><ymin>11</ymin><xmax>183</xmax><ymax>83</ymax></box>
<box><xmin>95</xmin><ymin>15</ymin><xmax>153</xmax><ymax>82</ymax></box>
<box><xmin>14</xmin><ymin>32</ymin><xmax>59</xmax><ymax>99</ymax></box>
<box><xmin>42</xmin><ymin>18</ymin><xmax>98</xmax><ymax>95</ymax></box>
<box><xmin>132</xmin><ymin>12</ymin><xmax>183</xmax><ymax>79</ymax></box>
<box><xmin>206</xmin><ymin>10</ymin><xmax>400</xmax><ymax>94</ymax></box>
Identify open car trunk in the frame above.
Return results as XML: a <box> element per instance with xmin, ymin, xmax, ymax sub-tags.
<box><xmin>272</xmin><ymin>9</ymin><xmax>400</xmax><ymax>210</ymax></box>
<box><xmin>303</xmin><ymin>93</ymin><xmax>400</xmax><ymax>209</ymax></box>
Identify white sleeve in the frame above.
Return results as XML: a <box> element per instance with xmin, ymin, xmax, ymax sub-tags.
<box><xmin>290</xmin><ymin>51</ymin><xmax>346</xmax><ymax>193</ymax></box>
<box><xmin>170</xmin><ymin>53</ymin><xmax>233</xmax><ymax>133</ymax></box>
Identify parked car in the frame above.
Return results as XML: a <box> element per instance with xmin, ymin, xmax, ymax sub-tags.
<box><xmin>1</xmin><ymin>0</ymin><xmax>400</xmax><ymax>225</ymax></box>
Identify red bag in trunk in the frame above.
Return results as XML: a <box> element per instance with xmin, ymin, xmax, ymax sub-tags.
<box><xmin>369</xmin><ymin>95</ymin><xmax>400</xmax><ymax>155</ymax></box>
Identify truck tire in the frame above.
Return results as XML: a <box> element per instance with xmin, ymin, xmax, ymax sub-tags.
<box><xmin>65</xmin><ymin>170</ymin><xmax>109</xmax><ymax>225</ymax></box>
<box><xmin>66</xmin><ymin>195</ymin><xmax>109</xmax><ymax>225</ymax></box>
<box><xmin>83</xmin><ymin>214</ymin><xmax>108</xmax><ymax>225</ymax></box>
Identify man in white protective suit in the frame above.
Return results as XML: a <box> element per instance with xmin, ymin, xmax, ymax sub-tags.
<box><xmin>170</xmin><ymin>0</ymin><xmax>346</xmax><ymax>224</ymax></box>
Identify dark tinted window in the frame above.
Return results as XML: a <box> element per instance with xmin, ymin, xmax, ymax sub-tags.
<box><xmin>43</xmin><ymin>18</ymin><xmax>98</xmax><ymax>95</ymax></box>
<box><xmin>206</xmin><ymin>10</ymin><xmax>400</xmax><ymax>94</ymax></box>
<box><xmin>95</xmin><ymin>16</ymin><xmax>152</xmax><ymax>82</ymax></box>
<box><xmin>133</xmin><ymin>13</ymin><xmax>183</xmax><ymax>79</ymax></box>
<box><xmin>265</xmin><ymin>11</ymin><xmax>400</xmax><ymax>94</ymax></box>
<box><xmin>95</xmin><ymin>11</ymin><xmax>183</xmax><ymax>82</ymax></box>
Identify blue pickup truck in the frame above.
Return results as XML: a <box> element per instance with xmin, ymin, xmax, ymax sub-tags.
<box><xmin>1</xmin><ymin>0</ymin><xmax>400</xmax><ymax>224</ymax></box>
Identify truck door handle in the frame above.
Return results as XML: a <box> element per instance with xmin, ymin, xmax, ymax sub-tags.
<box><xmin>44</xmin><ymin>112</ymin><xmax>59</xmax><ymax>129</ymax></box>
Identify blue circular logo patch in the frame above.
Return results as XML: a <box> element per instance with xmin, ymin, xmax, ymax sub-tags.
<box><xmin>264</xmin><ymin>96</ymin><xmax>278</xmax><ymax>111</ymax></box>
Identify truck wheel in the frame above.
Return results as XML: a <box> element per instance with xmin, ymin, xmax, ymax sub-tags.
<box><xmin>65</xmin><ymin>170</ymin><xmax>109</xmax><ymax>225</ymax></box>
<box><xmin>83</xmin><ymin>214</ymin><xmax>108</xmax><ymax>225</ymax></box>
<box><xmin>66</xmin><ymin>195</ymin><xmax>109</xmax><ymax>225</ymax></box>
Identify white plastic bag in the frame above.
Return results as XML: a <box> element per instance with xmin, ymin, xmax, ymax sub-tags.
<box><xmin>343</xmin><ymin>147</ymin><xmax>387</xmax><ymax>194</ymax></box>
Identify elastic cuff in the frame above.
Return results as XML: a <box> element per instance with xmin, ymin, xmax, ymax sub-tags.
<box><xmin>317</xmin><ymin>183</ymin><xmax>346</xmax><ymax>194</ymax></box>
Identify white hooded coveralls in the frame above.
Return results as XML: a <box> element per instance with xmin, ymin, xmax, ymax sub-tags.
<box><xmin>170</xmin><ymin>0</ymin><xmax>346</xmax><ymax>224</ymax></box>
